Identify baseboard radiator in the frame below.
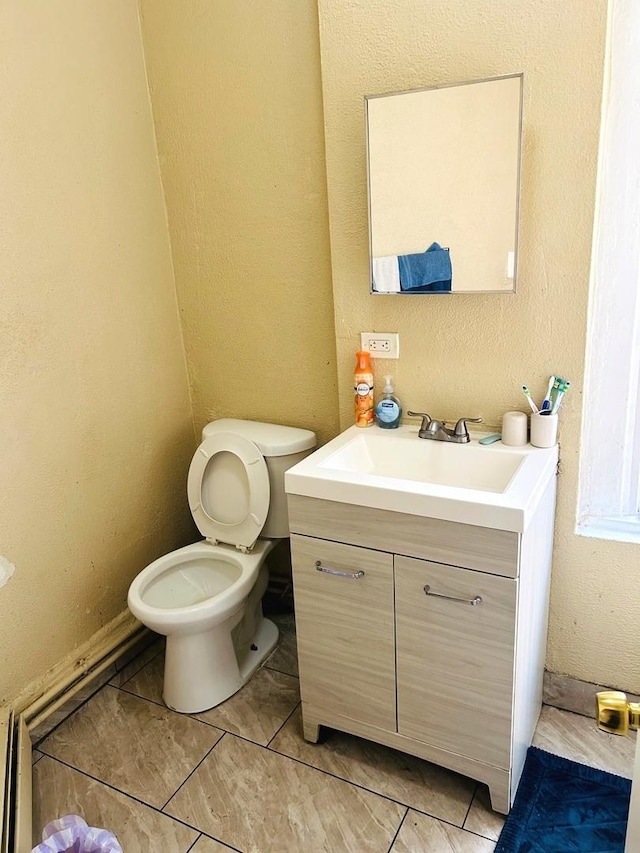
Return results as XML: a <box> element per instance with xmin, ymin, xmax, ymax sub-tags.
<box><xmin>1</xmin><ymin>622</ymin><xmax>149</xmax><ymax>853</ymax></box>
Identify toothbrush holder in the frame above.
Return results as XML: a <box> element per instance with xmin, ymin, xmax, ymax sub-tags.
<box><xmin>530</xmin><ymin>412</ymin><xmax>558</xmax><ymax>448</ymax></box>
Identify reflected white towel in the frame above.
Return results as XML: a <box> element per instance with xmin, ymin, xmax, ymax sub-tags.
<box><xmin>372</xmin><ymin>255</ymin><xmax>400</xmax><ymax>292</ymax></box>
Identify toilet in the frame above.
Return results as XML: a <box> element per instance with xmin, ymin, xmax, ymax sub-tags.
<box><xmin>127</xmin><ymin>419</ymin><xmax>316</xmax><ymax>713</ymax></box>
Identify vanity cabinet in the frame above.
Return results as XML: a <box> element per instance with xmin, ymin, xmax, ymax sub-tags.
<box><xmin>288</xmin><ymin>482</ymin><xmax>556</xmax><ymax>815</ymax></box>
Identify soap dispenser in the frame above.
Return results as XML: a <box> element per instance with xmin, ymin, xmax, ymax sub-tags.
<box><xmin>375</xmin><ymin>375</ymin><xmax>402</xmax><ymax>429</ymax></box>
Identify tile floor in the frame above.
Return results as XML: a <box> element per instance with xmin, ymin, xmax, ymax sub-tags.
<box><xmin>32</xmin><ymin>612</ymin><xmax>636</xmax><ymax>853</ymax></box>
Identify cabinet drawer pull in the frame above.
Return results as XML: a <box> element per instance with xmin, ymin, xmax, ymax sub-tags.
<box><xmin>423</xmin><ymin>584</ymin><xmax>482</xmax><ymax>606</ymax></box>
<box><xmin>315</xmin><ymin>561</ymin><xmax>365</xmax><ymax>580</ymax></box>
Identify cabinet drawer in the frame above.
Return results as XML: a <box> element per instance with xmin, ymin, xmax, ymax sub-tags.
<box><xmin>288</xmin><ymin>495</ymin><xmax>520</xmax><ymax>577</ymax></box>
<box><xmin>396</xmin><ymin>555</ymin><xmax>516</xmax><ymax>769</ymax></box>
<box><xmin>291</xmin><ymin>534</ymin><xmax>396</xmax><ymax>731</ymax></box>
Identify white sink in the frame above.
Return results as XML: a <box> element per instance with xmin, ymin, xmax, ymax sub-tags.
<box><xmin>285</xmin><ymin>424</ymin><xmax>558</xmax><ymax>532</ymax></box>
<box><xmin>318</xmin><ymin>431</ymin><xmax>524</xmax><ymax>493</ymax></box>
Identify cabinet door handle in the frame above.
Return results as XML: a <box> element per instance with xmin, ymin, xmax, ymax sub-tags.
<box><xmin>423</xmin><ymin>584</ymin><xmax>482</xmax><ymax>606</ymax></box>
<box><xmin>315</xmin><ymin>561</ymin><xmax>365</xmax><ymax>580</ymax></box>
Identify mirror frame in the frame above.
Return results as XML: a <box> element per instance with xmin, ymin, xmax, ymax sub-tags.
<box><xmin>365</xmin><ymin>72</ymin><xmax>524</xmax><ymax>296</ymax></box>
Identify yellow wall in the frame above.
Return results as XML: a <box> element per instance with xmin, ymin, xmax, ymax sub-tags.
<box><xmin>318</xmin><ymin>0</ymin><xmax>640</xmax><ymax>690</ymax></box>
<box><xmin>0</xmin><ymin>1</ymin><xmax>195</xmax><ymax>704</ymax></box>
<box><xmin>138</xmin><ymin>0</ymin><xmax>339</xmax><ymax>446</ymax></box>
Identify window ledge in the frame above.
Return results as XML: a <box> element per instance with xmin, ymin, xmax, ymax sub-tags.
<box><xmin>577</xmin><ymin>515</ymin><xmax>640</xmax><ymax>545</ymax></box>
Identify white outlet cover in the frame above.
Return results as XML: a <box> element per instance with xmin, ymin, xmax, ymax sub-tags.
<box><xmin>360</xmin><ymin>332</ymin><xmax>400</xmax><ymax>359</ymax></box>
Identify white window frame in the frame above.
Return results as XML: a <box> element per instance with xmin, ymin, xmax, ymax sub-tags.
<box><xmin>577</xmin><ymin>0</ymin><xmax>640</xmax><ymax>543</ymax></box>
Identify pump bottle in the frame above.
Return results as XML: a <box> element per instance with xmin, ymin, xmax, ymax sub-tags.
<box><xmin>375</xmin><ymin>375</ymin><xmax>402</xmax><ymax>429</ymax></box>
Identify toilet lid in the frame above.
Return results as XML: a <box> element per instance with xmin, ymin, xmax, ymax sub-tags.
<box><xmin>187</xmin><ymin>433</ymin><xmax>270</xmax><ymax>551</ymax></box>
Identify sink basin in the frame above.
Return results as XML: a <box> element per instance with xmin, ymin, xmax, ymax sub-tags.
<box><xmin>285</xmin><ymin>424</ymin><xmax>558</xmax><ymax>532</ymax></box>
<box><xmin>318</xmin><ymin>431</ymin><xmax>523</xmax><ymax>493</ymax></box>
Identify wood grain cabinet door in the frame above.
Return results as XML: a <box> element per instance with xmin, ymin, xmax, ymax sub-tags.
<box><xmin>395</xmin><ymin>555</ymin><xmax>517</xmax><ymax>769</ymax></box>
<box><xmin>291</xmin><ymin>534</ymin><xmax>396</xmax><ymax>731</ymax></box>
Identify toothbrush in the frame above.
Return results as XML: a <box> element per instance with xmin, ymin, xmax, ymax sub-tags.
<box><xmin>551</xmin><ymin>380</ymin><xmax>571</xmax><ymax>415</ymax></box>
<box><xmin>521</xmin><ymin>385</ymin><xmax>539</xmax><ymax>414</ymax></box>
<box><xmin>548</xmin><ymin>376</ymin><xmax>563</xmax><ymax>412</ymax></box>
<box><xmin>540</xmin><ymin>376</ymin><xmax>556</xmax><ymax>412</ymax></box>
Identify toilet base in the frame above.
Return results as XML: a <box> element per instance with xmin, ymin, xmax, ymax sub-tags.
<box><xmin>163</xmin><ymin>615</ymin><xmax>279</xmax><ymax>714</ymax></box>
<box><xmin>237</xmin><ymin>615</ymin><xmax>279</xmax><ymax>683</ymax></box>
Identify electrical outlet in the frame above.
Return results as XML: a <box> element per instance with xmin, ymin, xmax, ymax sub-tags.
<box><xmin>369</xmin><ymin>338</ymin><xmax>391</xmax><ymax>352</ymax></box>
<box><xmin>360</xmin><ymin>332</ymin><xmax>400</xmax><ymax>359</ymax></box>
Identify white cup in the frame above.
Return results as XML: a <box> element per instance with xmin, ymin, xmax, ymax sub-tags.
<box><xmin>501</xmin><ymin>411</ymin><xmax>528</xmax><ymax>446</ymax></box>
<box><xmin>530</xmin><ymin>412</ymin><xmax>558</xmax><ymax>448</ymax></box>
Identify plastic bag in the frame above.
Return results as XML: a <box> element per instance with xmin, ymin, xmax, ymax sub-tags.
<box><xmin>31</xmin><ymin>815</ymin><xmax>123</xmax><ymax>853</ymax></box>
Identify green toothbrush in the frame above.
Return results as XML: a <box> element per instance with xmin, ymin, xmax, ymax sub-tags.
<box><xmin>551</xmin><ymin>380</ymin><xmax>570</xmax><ymax>414</ymax></box>
<box><xmin>521</xmin><ymin>385</ymin><xmax>539</xmax><ymax>414</ymax></box>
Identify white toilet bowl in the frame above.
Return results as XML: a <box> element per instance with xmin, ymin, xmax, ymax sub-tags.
<box><xmin>127</xmin><ymin>419</ymin><xmax>316</xmax><ymax>714</ymax></box>
<box><xmin>128</xmin><ymin>538</ymin><xmax>277</xmax><ymax>713</ymax></box>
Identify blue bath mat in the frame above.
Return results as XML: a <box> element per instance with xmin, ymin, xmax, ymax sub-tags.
<box><xmin>496</xmin><ymin>747</ymin><xmax>631</xmax><ymax>852</ymax></box>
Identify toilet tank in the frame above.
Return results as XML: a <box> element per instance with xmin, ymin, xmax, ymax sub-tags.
<box><xmin>201</xmin><ymin>419</ymin><xmax>316</xmax><ymax>539</ymax></box>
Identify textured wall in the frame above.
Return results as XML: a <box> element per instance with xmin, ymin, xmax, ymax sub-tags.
<box><xmin>318</xmin><ymin>1</ymin><xmax>640</xmax><ymax>690</ymax></box>
<box><xmin>0</xmin><ymin>1</ymin><xmax>195</xmax><ymax>703</ymax></box>
<box><xmin>138</xmin><ymin>0</ymin><xmax>339</xmax><ymax>446</ymax></box>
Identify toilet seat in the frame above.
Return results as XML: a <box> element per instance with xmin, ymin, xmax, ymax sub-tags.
<box><xmin>187</xmin><ymin>432</ymin><xmax>270</xmax><ymax>552</ymax></box>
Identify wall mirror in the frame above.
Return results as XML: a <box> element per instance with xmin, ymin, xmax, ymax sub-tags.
<box><xmin>366</xmin><ymin>73</ymin><xmax>523</xmax><ymax>295</ymax></box>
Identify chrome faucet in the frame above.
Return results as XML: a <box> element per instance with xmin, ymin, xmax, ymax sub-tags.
<box><xmin>407</xmin><ymin>411</ymin><xmax>483</xmax><ymax>443</ymax></box>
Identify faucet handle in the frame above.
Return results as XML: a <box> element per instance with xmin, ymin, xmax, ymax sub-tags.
<box><xmin>407</xmin><ymin>411</ymin><xmax>432</xmax><ymax>432</ymax></box>
<box><xmin>453</xmin><ymin>417</ymin><xmax>483</xmax><ymax>438</ymax></box>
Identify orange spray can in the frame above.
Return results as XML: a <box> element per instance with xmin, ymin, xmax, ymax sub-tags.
<box><xmin>354</xmin><ymin>351</ymin><xmax>374</xmax><ymax>427</ymax></box>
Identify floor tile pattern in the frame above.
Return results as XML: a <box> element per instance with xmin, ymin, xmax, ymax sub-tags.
<box><xmin>271</xmin><ymin>707</ymin><xmax>476</xmax><ymax>825</ymax></box>
<box><xmin>193</xmin><ymin>668</ymin><xmax>300</xmax><ymax>746</ymax></box>
<box><xmin>32</xmin><ymin>757</ymin><xmax>199</xmax><ymax>853</ymax></box>
<box><xmin>32</xmin><ymin>613</ymin><xmax>635</xmax><ymax>852</ymax></box>
<box><xmin>190</xmin><ymin>837</ymin><xmax>237</xmax><ymax>852</ymax></box>
<box><xmin>463</xmin><ymin>786</ymin><xmax>504</xmax><ymax>842</ymax></box>
<box><xmin>533</xmin><ymin>703</ymin><xmax>636</xmax><ymax>778</ymax></box>
<box><xmin>39</xmin><ymin>686</ymin><xmax>223</xmax><ymax>808</ymax></box>
<box><xmin>166</xmin><ymin>733</ymin><xmax>406</xmax><ymax>852</ymax></box>
<box><xmin>392</xmin><ymin>810</ymin><xmax>496</xmax><ymax>852</ymax></box>
<box><xmin>108</xmin><ymin>636</ymin><xmax>163</xmax><ymax>688</ymax></box>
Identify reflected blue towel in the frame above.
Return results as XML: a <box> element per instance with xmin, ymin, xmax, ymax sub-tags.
<box><xmin>398</xmin><ymin>242</ymin><xmax>452</xmax><ymax>291</ymax></box>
